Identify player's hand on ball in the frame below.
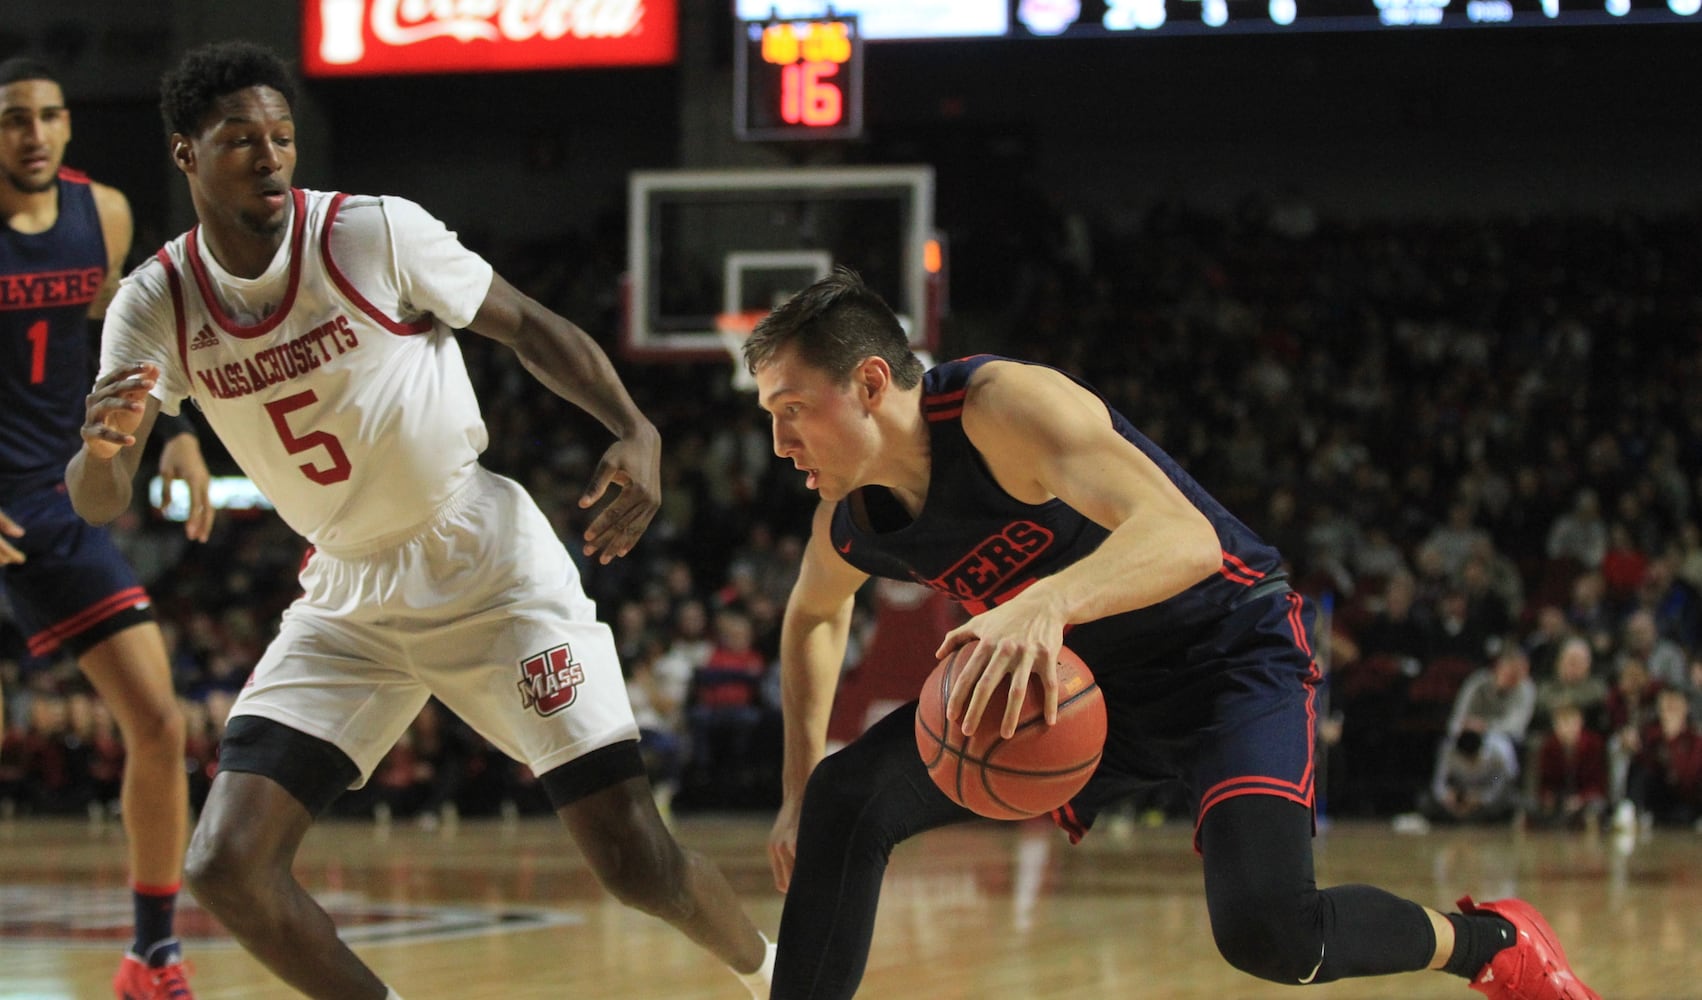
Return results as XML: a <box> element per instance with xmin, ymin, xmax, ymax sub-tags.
<box><xmin>81</xmin><ymin>362</ymin><xmax>157</xmax><ymax>460</ymax></box>
<box><xmin>937</xmin><ymin>601</ymin><xmax>1066</xmax><ymax>739</ymax></box>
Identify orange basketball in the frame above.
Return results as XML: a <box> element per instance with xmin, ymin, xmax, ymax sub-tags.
<box><xmin>915</xmin><ymin>642</ymin><xmax>1107</xmax><ymax>820</ymax></box>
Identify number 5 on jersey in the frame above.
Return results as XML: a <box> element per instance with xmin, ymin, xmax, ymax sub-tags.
<box><xmin>264</xmin><ymin>389</ymin><xmax>351</xmax><ymax>484</ymax></box>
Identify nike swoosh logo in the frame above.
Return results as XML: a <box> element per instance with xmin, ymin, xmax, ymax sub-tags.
<box><xmin>1298</xmin><ymin>945</ymin><xmax>1325</xmax><ymax>984</ymax></box>
<box><xmin>837</xmin><ymin>539</ymin><xmax>852</xmax><ymax>554</ymax></box>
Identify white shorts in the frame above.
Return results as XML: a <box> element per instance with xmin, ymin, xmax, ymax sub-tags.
<box><xmin>229</xmin><ymin>466</ymin><xmax>639</xmax><ymax>786</ymax></box>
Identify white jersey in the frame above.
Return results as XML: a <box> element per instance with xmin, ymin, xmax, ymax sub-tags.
<box><xmin>100</xmin><ymin>189</ymin><xmax>495</xmax><ymax>555</ymax></box>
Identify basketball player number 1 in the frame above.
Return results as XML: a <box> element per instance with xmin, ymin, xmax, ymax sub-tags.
<box><xmin>264</xmin><ymin>390</ymin><xmax>353</xmax><ymax>484</ymax></box>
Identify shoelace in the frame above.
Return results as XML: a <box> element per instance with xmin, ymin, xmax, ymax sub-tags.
<box><xmin>132</xmin><ymin>962</ymin><xmax>194</xmax><ymax>1000</ymax></box>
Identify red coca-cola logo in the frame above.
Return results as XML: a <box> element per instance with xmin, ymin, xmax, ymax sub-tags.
<box><xmin>302</xmin><ymin>0</ymin><xmax>677</xmax><ymax>77</ymax></box>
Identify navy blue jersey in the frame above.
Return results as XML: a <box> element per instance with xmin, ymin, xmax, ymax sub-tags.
<box><xmin>0</xmin><ymin>169</ymin><xmax>108</xmax><ymax>502</ymax></box>
<box><xmin>828</xmin><ymin>355</ymin><xmax>1286</xmax><ymax>672</ymax></box>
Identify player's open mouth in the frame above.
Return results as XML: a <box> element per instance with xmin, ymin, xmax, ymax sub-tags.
<box><xmin>803</xmin><ymin>467</ymin><xmax>820</xmax><ymax>489</ymax></box>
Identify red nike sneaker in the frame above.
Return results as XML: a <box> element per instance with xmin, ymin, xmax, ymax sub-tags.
<box><xmin>112</xmin><ymin>953</ymin><xmax>195</xmax><ymax>1000</ymax></box>
<box><xmin>1456</xmin><ymin>896</ymin><xmax>1602</xmax><ymax>1000</ymax></box>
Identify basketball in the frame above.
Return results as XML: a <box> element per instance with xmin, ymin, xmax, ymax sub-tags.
<box><xmin>915</xmin><ymin>642</ymin><xmax>1107</xmax><ymax>820</ymax></box>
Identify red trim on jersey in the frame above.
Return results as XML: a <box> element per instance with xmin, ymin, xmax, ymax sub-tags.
<box><xmin>321</xmin><ymin>192</ymin><xmax>435</xmax><ymax>336</ymax></box>
<box><xmin>56</xmin><ymin>166</ymin><xmax>91</xmax><ymax>184</ymax></box>
<box><xmin>157</xmin><ymin>250</ymin><xmax>190</xmax><ymax>376</ymax></box>
<box><xmin>185</xmin><ymin>188</ymin><xmax>308</xmax><ymax>339</ymax></box>
<box><xmin>1190</xmin><ymin>593</ymin><xmax>1322</xmax><ymax>853</ymax></box>
<box><xmin>1217</xmin><ymin>551</ymin><xmax>1267</xmax><ymax>586</ymax></box>
<box><xmin>1051</xmin><ymin>802</ymin><xmax>1088</xmax><ymax>844</ymax></box>
<box><xmin>26</xmin><ymin>587</ymin><xmax>150</xmax><ymax>656</ymax></box>
<box><xmin>923</xmin><ymin>388</ymin><xmax>966</xmax><ymax>423</ymax></box>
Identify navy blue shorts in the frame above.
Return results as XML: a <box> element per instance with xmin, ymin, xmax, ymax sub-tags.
<box><xmin>0</xmin><ymin>484</ymin><xmax>154</xmax><ymax>660</ymax></box>
<box><xmin>1054</xmin><ymin>589</ymin><xmax>1322</xmax><ymax>850</ymax></box>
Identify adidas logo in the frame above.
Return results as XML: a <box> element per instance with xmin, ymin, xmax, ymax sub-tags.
<box><xmin>188</xmin><ymin>325</ymin><xmax>219</xmax><ymax>351</ymax></box>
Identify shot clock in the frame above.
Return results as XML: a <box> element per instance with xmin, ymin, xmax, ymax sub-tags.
<box><xmin>735</xmin><ymin>16</ymin><xmax>864</xmax><ymax>141</ymax></box>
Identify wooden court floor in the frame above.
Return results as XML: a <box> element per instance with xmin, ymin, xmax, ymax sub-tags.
<box><xmin>1</xmin><ymin>811</ymin><xmax>1697</xmax><ymax>999</ymax></box>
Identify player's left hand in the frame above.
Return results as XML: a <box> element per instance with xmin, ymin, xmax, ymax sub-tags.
<box><xmin>579</xmin><ymin>422</ymin><xmax>661</xmax><ymax>564</ymax></box>
<box><xmin>81</xmin><ymin>362</ymin><xmax>156</xmax><ymax>460</ymax></box>
<box><xmin>937</xmin><ymin>596</ymin><xmax>1067</xmax><ymax>739</ymax></box>
<box><xmin>158</xmin><ymin>431</ymin><xmax>215</xmax><ymax>543</ymax></box>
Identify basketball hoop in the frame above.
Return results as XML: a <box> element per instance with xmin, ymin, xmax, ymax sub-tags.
<box><xmin>716</xmin><ymin>310</ymin><xmax>767</xmax><ymax>393</ymax></box>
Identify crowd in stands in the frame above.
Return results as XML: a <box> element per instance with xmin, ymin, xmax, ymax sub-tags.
<box><xmin>4</xmin><ymin>195</ymin><xmax>1702</xmax><ymax>836</ymax></box>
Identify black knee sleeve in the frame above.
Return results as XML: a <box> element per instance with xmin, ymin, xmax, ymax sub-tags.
<box><xmin>1202</xmin><ymin>795</ymin><xmax>1434</xmax><ymax>984</ymax></box>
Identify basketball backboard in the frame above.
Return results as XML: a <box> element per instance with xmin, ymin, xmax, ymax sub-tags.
<box><xmin>623</xmin><ymin>166</ymin><xmax>940</xmax><ymax>364</ymax></box>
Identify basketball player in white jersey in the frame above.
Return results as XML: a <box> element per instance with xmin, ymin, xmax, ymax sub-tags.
<box><xmin>67</xmin><ymin>41</ymin><xmax>774</xmax><ymax>1000</ymax></box>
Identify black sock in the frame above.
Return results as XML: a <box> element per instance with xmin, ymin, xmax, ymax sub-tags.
<box><xmin>1441</xmin><ymin>912</ymin><xmax>1517</xmax><ymax>979</ymax></box>
<box><xmin>132</xmin><ymin>885</ymin><xmax>180</xmax><ymax>964</ymax></box>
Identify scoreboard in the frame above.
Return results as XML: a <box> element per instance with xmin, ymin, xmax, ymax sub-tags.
<box><xmin>732</xmin><ymin>1</ymin><xmax>1693</xmax><ymax>140</ymax></box>
<box><xmin>734</xmin><ymin>0</ymin><xmax>1699</xmax><ymax>38</ymax></box>
<box><xmin>735</xmin><ymin>17</ymin><xmax>865</xmax><ymax>141</ymax></box>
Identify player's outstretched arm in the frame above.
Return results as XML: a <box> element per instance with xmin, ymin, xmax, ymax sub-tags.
<box><xmin>66</xmin><ymin>362</ymin><xmax>161</xmax><ymax>526</ymax></box>
<box><xmin>769</xmin><ymin>500</ymin><xmax>868</xmax><ymax>892</ymax></box>
<box><xmin>466</xmin><ymin>273</ymin><xmax>661</xmax><ymax>563</ymax></box>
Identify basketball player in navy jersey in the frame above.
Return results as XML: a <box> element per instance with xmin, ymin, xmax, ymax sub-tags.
<box><xmin>746</xmin><ymin>269</ymin><xmax>1600</xmax><ymax>1000</ymax></box>
<box><xmin>0</xmin><ymin>56</ymin><xmax>212</xmax><ymax>1000</ymax></box>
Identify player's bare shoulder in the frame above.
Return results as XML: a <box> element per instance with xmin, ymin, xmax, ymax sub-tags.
<box><xmin>88</xmin><ymin>180</ymin><xmax>132</xmax><ymax>229</ymax></box>
<box><xmin>961</xmin><ymin>361</ymin><xmax>1102</xmax><ymax>502</ymax></box>
<box><xmin>960</xmin><ymin>360</ymin><xmax>1081</xmax><ymax>440</ymax></box>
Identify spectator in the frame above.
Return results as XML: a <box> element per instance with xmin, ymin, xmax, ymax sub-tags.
<box><xmin>1534</xmin><ymin>637</ymin><xmax>1609</xmax><ymax>734</ymax></box>
<box><xmin>1418</xmin><ymin>728</ymin><xmax>1522</xmax><ymax>826</ymax></box>
<box><xmin>1424</xmin><ymin>588</ymin><xmax>1498</xmax><ymax>664</ymax></box>
<box><xmin>685</xmin><ymin>610</ymin><xmax>771</xmax><ymax>806</ymax></box>
<box><xmin>627</xmin><ymin>638</ymin><xmax>687</xmax><ymax>820</ymax></box>
<box><xmin>1638</xmin><ymin>549</ymin><xmax>1701</xmax><ymax>651</ymax></box>
<box><xmin>1617</xmin><ymin>688</ymin><xmax>1702</xmax><ymax>830</ymax></box>
<box><xmin>1606</xmin><ymin>657</ymin><xmax>1663</xmax><ymax>808</ymax></box>
<box><xmin>1547</xmin><ymin>488</ymin><xmax>1608</xmax><ymax>570</ymax></box>
<box><xmin>1600</xmin><ymin>522</ymin><xmax>1649</xmax><ymax>605</ymax></box>
<box><xmin>1522</xmin><ymin>605</ymin><xmax>1572</xmax><ymax>681</ymax></box>
<box><xmin>1531</xmin><ymin>703</ymin><xmax>1609</xmax><ymax>831</ymax></box>
<box><xmin>1619</xmin><ymin>608</ymin><xmax>1688</xmax><ymax>689</ymax></box>
<box><xmin>1565</xmin><ymin>571</ymin><xmax>1616</xmax><ymax>658</ymax></box>
<box><xmin>1447</xmin><ymin>645</ymin><xmax>1537</xmax><ymax>746</ymax></box>
<box><xmin>1420</xmin><ymin>500</ymin><xmax>1490</xmax><ymax>579</ymax></box>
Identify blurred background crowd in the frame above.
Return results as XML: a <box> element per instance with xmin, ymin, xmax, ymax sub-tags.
<box><xmin>6</xmin><ymin>192</ymin><xmax>1701</xmax><ymax>834</ymax></box>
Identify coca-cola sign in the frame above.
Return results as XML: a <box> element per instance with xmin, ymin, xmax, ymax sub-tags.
<box><xmin>302</xmin><ymin>0</ymin><xmax>676</xmax><ymax>77</ymax></box>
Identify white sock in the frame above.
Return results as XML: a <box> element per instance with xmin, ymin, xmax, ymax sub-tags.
<box><xmin>736</xmin><ymin>933</ymin><xmax>777</xmax><ymax>999</ymax></box>
<box><xmin>385</xmin><ymin>989</ymin><xmax>405</xmax><ymax>1000</ymax></box>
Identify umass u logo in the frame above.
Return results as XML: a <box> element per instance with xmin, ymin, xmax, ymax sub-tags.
<box><xmin>517</xmin><ymin>643</ymin><xmax>585</xmax><ymax>716</ymax></box>
<box><xmin>923</xmin><ymin>521</ymin><xmax>1054</xmax><ymax>602</ymax></box>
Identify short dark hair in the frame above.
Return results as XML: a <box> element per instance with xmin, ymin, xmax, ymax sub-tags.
<box><xmin>742</xmin><ymin>267</ymin><xmax>924</xmax><ymax>388</ymax></box>
<box><xmin>0</xmin><ymin>56</ymin><xmax>58</xmax><ymax>89</ymax></box>
<box><xmin>159</xmin><ymin>41</ymin><xmax>297</xmax><ymax>139</ymax></box>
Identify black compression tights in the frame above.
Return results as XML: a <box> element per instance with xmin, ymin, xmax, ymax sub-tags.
<box><xmin>771</xmin><ymin>708</ymin><xmax>1439</xmax><ymax>999</ymax></box>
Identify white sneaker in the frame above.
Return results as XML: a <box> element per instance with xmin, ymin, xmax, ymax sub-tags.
<box><xmin>1611</xmin><ymin>800</ymin><xmax>1635</xmax><ymax>832</ymax></box>
<box><xmin>1392</xmin><ymin>812</ymin><xmax>1431</xmax><ymax>835</ymax></box>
